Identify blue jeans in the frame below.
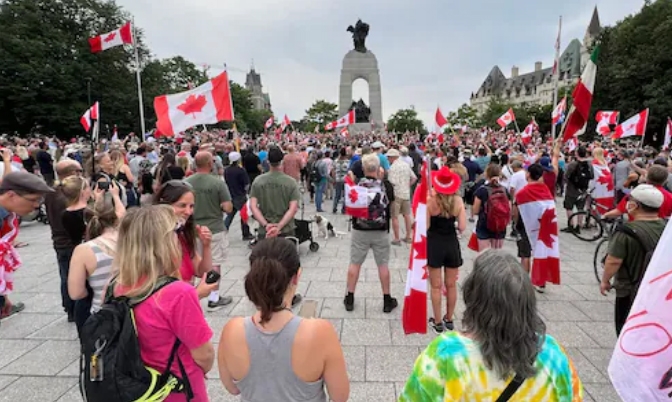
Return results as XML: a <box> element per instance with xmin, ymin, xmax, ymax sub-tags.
<box><xmin>315</xmin><ymin>180</ymin><xmax>326</xmax><ymax>211</ymax></box>
<box><xmin>57</xmin><ymin>248</ymin><xmax>75</xmax><ymax>315</ymax></box>
<box><xmin>333</xmin><ymin>181</ymin><xmax>345</xmax><ymax>213</ymax></box>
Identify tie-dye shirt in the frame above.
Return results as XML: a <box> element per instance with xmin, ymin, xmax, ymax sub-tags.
<box><xmin>399</xmin><ymin>332</ymin><xmax>583</xmax><ymax>402</ymax></box>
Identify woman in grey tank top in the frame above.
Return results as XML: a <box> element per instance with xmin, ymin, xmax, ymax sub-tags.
<box><xmin>67</xmin><ymin>183</ymin><xmax>125</xmax><ymax>335</ymax></box>
<box><xmin>217</xmin><ymin>238</ymin><xmax>349</xmax><ymax>402</ymax></box>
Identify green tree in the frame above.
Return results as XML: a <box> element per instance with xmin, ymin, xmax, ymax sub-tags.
<box><xmin>592</xmin><ymin>0</ymin><xmax>672</xmax><ymax>146</ymax></box>
<box><xmin>303</xmin><ymin>100</ymin><xmax>338</xmax><ymax>132</ymax></box>
<box><xmin>386</xmin><ymin>108</ymin><xmax>426</xmax><ymax>134</ymax></box>
<box><xmin>445</xmin><ymin>103</ymin><xmax>482</xmax><ymax>129</ymax></box>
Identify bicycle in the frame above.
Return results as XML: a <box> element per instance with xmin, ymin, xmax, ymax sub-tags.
<box><xmin>593</xmin><ymin>216</ymin><xmax>623</xmax><ymax>284</ymax></box>
<box><xmin>567</xmin><ymin>189</ymin><xmax>607</xmax><ymax>242</ymax></box>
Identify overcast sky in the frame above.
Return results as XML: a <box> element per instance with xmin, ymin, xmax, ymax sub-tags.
<box><xmin>120</xmin><ymin>0</ymin><xmax>643</xmax><ymax>129</ymax></box>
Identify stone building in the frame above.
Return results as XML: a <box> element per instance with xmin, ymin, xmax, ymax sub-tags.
<box><xmin>470</xmin><ymin>7</ymin><xmax>602</xmax><ymax>115</ymax></box>
<box><xmin>245</xmin><ymin>67</ymin><xmax>272</xmax><ymax>111</ymax></box>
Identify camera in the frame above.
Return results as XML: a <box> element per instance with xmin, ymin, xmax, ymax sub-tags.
<box><xmin>97</xmin><ymin>181</ymin><xmax>110</xmax><ymax>191</ymax></box>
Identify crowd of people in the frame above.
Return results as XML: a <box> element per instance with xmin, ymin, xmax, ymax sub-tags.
<box><xmin>0</xmin><ymin>125</ymin><xmax>669</xmax><ymax>400</ymax></box>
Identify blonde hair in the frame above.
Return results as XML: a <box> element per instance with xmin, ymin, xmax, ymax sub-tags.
<box><xmin>436</xmin><ymin>193</ymin><xmax>458</xmax><ymax>218</ymax></box>
<box><xmin>593</xmin><ymin>147</ymin><xmax>606</xmax><ymax>165</ymax></box>
<box><xmin>16</xmin><ymin>146</ymin><xmax>29</xmax><ymax>160</ymax></box>
<box><xmin>114</xmin><ymin>205</ymin><xmax>181</xmax><ymax>298</ymax></box>
<box><xmin>61</xmin><ymin>176</ymin><xmax>89</xmax><ymax>206</ymax></box>
<box><xmin>177</xmin><ymin>156</ymin><xmax>190</xmax><ymax>173</ymax></box>
<box><xmin>109</xmin><ymin>150</ymin><xmax>125</xmax><ymax>175</ymax></box>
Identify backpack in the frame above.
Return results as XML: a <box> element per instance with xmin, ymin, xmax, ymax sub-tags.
<box><xmin>570</xmin><ymin>161</ymin><xmax>593</xmax><ymax>191</ymax></box>
<box><xmin>617</xmin><ymin>221</ymin><xmax>666</xmax><ymax>302</ymax></box>
<box><xmin>79</xmin><ymin>276</ymin><xmax>193</xmax><ymax>402</ymax></box>
<box><xmin>310</xmin><ymin>160</ymin><xmax>323</xmax><ymax>183</ymax></box>
<box><xmin>485</xmin><ymin>185</ymin><xmax>511</xmax><ymax>233</ymax></box>
<box><xmin>354</xmin><ymin>178</ymin><xmax>389</xmax><ymax>230</ymax></box>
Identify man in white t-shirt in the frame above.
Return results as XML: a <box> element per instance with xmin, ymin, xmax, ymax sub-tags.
<box><xmin>507</xmin><ymin>160</ymin><xmax>527</xmax><ymax>239</ymax></box>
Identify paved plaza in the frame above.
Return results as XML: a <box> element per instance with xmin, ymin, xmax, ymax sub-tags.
<box><xmin>0</xmin><ymin>197</ymin><xmax>622</xmax><ymax>401</ymax></box>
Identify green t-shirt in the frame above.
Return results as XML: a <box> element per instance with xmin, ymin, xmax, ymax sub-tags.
<box><xmin>608</xmin><ymin>219</ymin><xmax>666</xmax><ymax>297</ymax></box>
<box><xmin>185</xmin><ymin>173</ymin><xmax>231</xmax><ymax>234</ymax></box>
<box><xmin>249</xmin><ymin>171</ymin><xmax>301</xmax><ymax>236</ymax></box>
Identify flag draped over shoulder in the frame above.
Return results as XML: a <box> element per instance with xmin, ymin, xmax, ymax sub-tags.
<box><xmin>344</xmin><ymin>176</ymin><xmax>368</xmax><ymax>218</ymax></box>
<box><xmin>516</xmin><ymin>183</ymin><xmax>560</xmax><ymax>287</ymax></box>
<box><xmin>402</xmin><ymin>163</ymin><xmax>429</xmax><ymax>335</ymax></box>
<box><xmin>609</xmin><ymin>220</ymin><xmax>672</xmax><ymax>401</ymax></box>
<box><xmin>591</xmin><ymin>161</ymin><xmax>614</xmax><ymax>215</ymax></box>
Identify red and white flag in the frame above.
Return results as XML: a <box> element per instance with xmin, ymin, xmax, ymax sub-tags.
<box><xmin>80</xmin><ymin>102</ymin><xmax>99</xmax><ymax>132</ymax></box>
<box><xmin>89</xmin><ymin>22</ymin><xmax>133</xmax><ymax>53</ymax></box>
<box><xmin>664</xmin><ymin>117</ymin><xmax>672</xmax><ymax>150</ymax></box>
<box><xmin>240</xmin><ymin>199</ymin><xmax>253</xmax><ymax>224</ymax></box>
<box><xmin>516</xmin><ymin>182</ymin><xmax>560</xmax><ymax>287</ymax></box>
<box><xmin>435</xmin><ymin>107</ymin><xmax>448</xmax><ymax>128</ymax></box>
<box><xmin>340</xmin><ymin>127</ymin><xmax>349</xmax><ymax>138</ymax></box>
<box><xmin>335</xmin><ymin>110</ymin><xmax>355</xmax><ymax>128</ymax></box>
<box><xmin>521</xmin><ymin>119</ymin><xmax>538</xmax><ymax>145</ymax></box>
<box><xmin>566</xmin><ymin>137</ymin><xmax>578</xmax><ymax>153</ymax></box>
<box><xmin>613</xmin><ymin>109</ymin><xmax>649</xmax><ymax>140</ymax></box>
<box><xmin>596</xmin><ymin>111</ymin><xmax>619</xmax><ymax>136</ymax></box>
<box><xmin>402</xmin><ymin>162</ymin><xmax>430</xmax><ymax>334</ymax></box>
<box><xmin>280</xmin><ymin>114</ymin><xmax>291</xmax><ymax>131</ymax></box>
<box><xmin>497</xmin><ymin>108</ymin><xmax>516</xmax><ymax>128</ymax></box>
<box><xmin>344</xmin><ymin>176</ymin><xmax>368</xmax><ymax>219</ymax></box>
<box><xmin>111</xmin><ymin>124</ymin><xmax>119</xmax><ymax>142</ymax></box>
<box><xmin>154</xmin><ymin>71</ymin><xmax>234</xmax><ymax>136</ymax></box>
<box><xmin>467</xmin><ymin>222</ymin><xmax>480</xmax><ymax>253</ymax></box>
<box><xmin>563</xmin><ymin>47</ymin><xmax>599</xmax><ymax>141</ymax></box>
<box><xmin>552</xmin><ymin>97</ymin><xmax>567</xmax><ymax>126</ymax></box>
<box><xmin>591</xmin><ymin>161</ymin><xmax>614</xmax><ymax>215</ymax></box>
<box><xmin>264</xmin><ymin>116</ymin><xmax>274</xmax><ymax>130</ymax></box>
<box><xmin>609</xmin><ymin>219</ymin><xmax>672</xmax><ymax>401</ymax></box>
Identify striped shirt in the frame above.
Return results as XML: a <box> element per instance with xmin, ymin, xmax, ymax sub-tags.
<box><xmin>86</xmin><ymin>239</ymin><xmax>114</xmax><ymax>313</ymax></box>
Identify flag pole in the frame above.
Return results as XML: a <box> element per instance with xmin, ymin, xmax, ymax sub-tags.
<box><xmin>639</xmin><ymin>109</ymin><xmax>649</xmax><ymax>149</ymax></box>
<box><xmin>551</xmin><ymin>16</ymin><xmax>563</xmax><ymax>140</ymax></box>
<box><xmin>513</xmin><ymin>118</ymin><xmax>521</xmax><ymax>135</ymax></box>
<box><xmin>132</xmin><ymin>20</ymin><xmax>146</xmax><ymax>138</ymax></box>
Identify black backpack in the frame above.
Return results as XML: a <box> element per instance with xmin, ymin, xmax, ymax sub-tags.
<box><xmin>570</xmin><ymin>161</ymin><xmax>594</xmax><ymax>191</ymax></box>
<box><xmin>79</xmin><ymin>276</ymin><xmax>193</xmax><ymax>402</ymax></box>
<box><xmin>310</xmin><ymin>160</ymin><xmax>323</xmax><ymax>183</ymax></box>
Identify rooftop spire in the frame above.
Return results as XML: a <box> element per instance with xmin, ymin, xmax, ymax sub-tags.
<box><xmin>587</xmin><ymin>6</ymin><xmax>601</xmax><ymax>37</ymax></box>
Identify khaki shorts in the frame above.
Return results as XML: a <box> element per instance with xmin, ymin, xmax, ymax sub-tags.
<box><xmin>350</xmin><ymin>229</ymin><xmax>390</xmax><ymax>266</ymax></box>
<box><xmin>391</xmin><ymin>199</ymin><xmax>411</xmax><ymax>216</ymax></box>
<box><xmin>211</xmin><ymin>230</ymin><xmax>229</xmax><ymax>266</ymax></box>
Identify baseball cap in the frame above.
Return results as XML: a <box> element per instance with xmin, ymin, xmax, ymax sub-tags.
<box><xmin>539</xmin><ymin>156</ymin><xmax>553</xmax><ymax>172</ymax></box>
<box><xmin>371</xmin><ymin>141</ymin><xmax>383</xmax><ymax>149</ymax></box>
<box><xmin>228</xmin><ymin>151</ymin><xmax>241</xmax><ymax>163</ymax></box>
<box><xmin>0</xmin><ymin>172</ymin><xmax>54</xmax><ymax>194</ymax></box>
<box><xmin>268</xmin><ymin>147</ymin><xmax>284</xmax><ymax>164</ymax></box>
<box><xmin>386</xmin><ymin>149</ymin><xmax>400</xmax><ymax>158</ymax></box>
<box><xmin>630</xmin><ymin>184</ymin><xmax>663</xmax><ymax>208</ymax></box>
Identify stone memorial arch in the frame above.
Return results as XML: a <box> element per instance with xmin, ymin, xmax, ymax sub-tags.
<box><xmin>338</xmin><ymin>20</ymin><xmax>383</xmax><ymax>127</ymax></box>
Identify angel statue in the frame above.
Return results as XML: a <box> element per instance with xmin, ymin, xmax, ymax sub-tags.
<box><xmin>346</xmin><ymin>19</ymin><xmax>370</xmax><ymax>53</ymax></box>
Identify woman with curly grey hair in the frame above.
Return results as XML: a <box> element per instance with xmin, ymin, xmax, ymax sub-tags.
<box><xmin>399</xmin><ymin>249</ymin><xmax>583</xmax><ymax>401</ymax></box>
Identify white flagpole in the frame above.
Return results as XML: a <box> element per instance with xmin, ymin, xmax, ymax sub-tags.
<box><xmin>132</xmin><ymin>19</ymin><xmax>146</xmax><ymax>137</ymax></box>
<box><xmin>551</xmin><ymin>16</ymin><xmax>563</xmax><ymax>139</ymax></box>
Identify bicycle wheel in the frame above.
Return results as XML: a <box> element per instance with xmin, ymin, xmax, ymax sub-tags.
<box><xmin>593</xmin><ymin>238</ymin><xmax>609</xmax><ymax>284</ymax></box>
<box><xmin>568</xmin><ymin>211</ymin><xmax>603</xmax><ymax>242</ymax></box>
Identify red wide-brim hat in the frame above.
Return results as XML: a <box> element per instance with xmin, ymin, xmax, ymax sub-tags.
<box><xmin>431</xmin><ymin>166</ymin><xmax>461</xmax><ymax>195</ymax></box>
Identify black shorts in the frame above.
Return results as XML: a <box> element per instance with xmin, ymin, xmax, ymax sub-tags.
<box><xmin>517</xmin><ymin>230</ymin><xmax>532</xmax><ymax>258</ymax></box>
<box><xmin>427</xmin><ymin>234</ymin><xmax>463</xmax><ymax>268</ymax></box>
<box><xmin>563</xmin><ymin>195</ymin><xmax>585</xmax><ymax>211</ymax></box>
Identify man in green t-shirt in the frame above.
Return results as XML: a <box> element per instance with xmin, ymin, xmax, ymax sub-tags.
<box><xmin>186</xmin><ymin>152</ymin><xmax>233</xmax><ymax>311</ymax></box>
<box><xmin>601</xmin><ymin>184</ymin><xmax>666</xmax><ymax>335</ymax></box>
<box><xmin>249</xmin><ymin>146</ymin><xmax>302</xmax><ymax>306</ymax></box>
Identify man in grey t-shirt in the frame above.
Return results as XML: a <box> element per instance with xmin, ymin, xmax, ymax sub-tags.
<box><xmin>613</xmin><ymin>150</ymin><xmax>632</xmax><ymax>203</ymax></box>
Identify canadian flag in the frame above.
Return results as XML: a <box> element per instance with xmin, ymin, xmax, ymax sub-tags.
<box><xmin>595</xmin><ymin>111</ymin><xmax>619</xmax><ymax>136</ymax></box>
<box><xmin>663</xmin><ymin>117</ymin><xmax>672</xmax><ymax>150</ymax></box>
<box><xmin>612</xmin><ymin>109</ymin><xmax>649</xmax><ymax>140</ymax></box>
<box><xmin>467</xmin><ymin>222</ymin><xmax>480</xmax><ymax>253</ymax></box>
<box><xmin>344</xmin><ymin>176</ymin><xmax>369</xmax><ymax>218</ymax></box>
<box><xmin>80</xmin><ymin>102</ymin><xmax>100</xmax><ymax>132</ymax></box>
<box><xmin>521</xmin><ymin>119</ymin><xmax>538</xmax><ymax>145</ymax></box>
<box><xmin>552</xmin><ymin>97</ymin><xmax>567</xmax><ymax>126</ymax></box>
<box><xmin>591</xmin><ymin>161</ymin><xmax>615</xmax><ymax>215</ymax></box>
<box><xmin>264</xmin><ymin>116</ymin><xmax>274</xmax><ymax>130</ymax></box>
<box><xmin>402</xmin><ymin>162</ymin><xmax>430</xmax><ymax>334</ymax></box>
<box><xmin>89</xmin><ymin>22</ymin><xmax>133</xmax><ymax>53</ymax></box>
<box><xmin>497</xmin><ymin>108</ymin><xmax>516</xmax><ymax>128</ymax></box>
<box><xmin>435</xmin><ymin>107</ymin><xmax>448</xmax><ymax>128</ymax></box>
<box><xmin>340</xmin><ymin>127</ymin><xmax>349</xmax><ymax>138</ymax></box>
<box><xmin>516</xmin><ymin>182</ymin><xmax>560</xmax><ymax>287</ymax></box>
<box><xmin>566</xmin><ymin>137</ymin><xmax>578</xmax><ymax>153</ymax></box>
<box><xmin>240</xmin><ymin>199</ymin><xmax>254</xmax><ymax>224</ymax></box>
<box><xmin>154</xmin><ymin>71</ymin><xmax>234</xmax><ymax>136</ymax></box>
<box><xmin>329</xmin><ymin>110</ymin><xmax>355</xmax><ymax>129</ymax></box>
<box><xmin>280</xmin><ymin>114</ymin><xmax>291</xmax><ymax>131</ymax></box>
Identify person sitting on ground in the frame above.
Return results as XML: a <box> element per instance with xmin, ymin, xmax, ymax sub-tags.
<box><xmin>400</xmin><ymin>249</ymin><xmax>583</xmax><ymax>401</ymax></box>
<box><xmin>217</xmin><ymin>237</ymin><xmax>349</xmax><ymax>402</ymax></box>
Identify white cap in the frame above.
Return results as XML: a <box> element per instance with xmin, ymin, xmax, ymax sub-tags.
<box><xmin>372</xmin><ymin>141</ymin><xmax>384</xmax><ymax>149</ymax></box>
<box><xmin>228</xmin><ymin>151</ymin><xmax>241</xmax><ymax>163</ymax></box>
<box><xmin>631</xmin><ymin>184</ymin><xmax>663</xmax><ymax>208</ymax></box>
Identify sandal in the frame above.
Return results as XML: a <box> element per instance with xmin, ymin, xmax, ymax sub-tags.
<box><xmin>403</xmin><ymin>238</ymin><xmax>413</xmax><ymax>244</ymax></box>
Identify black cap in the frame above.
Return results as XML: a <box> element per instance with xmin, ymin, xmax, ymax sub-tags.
<box><xmin>0</xmin><ymin>172</ymin><xmax>54</xmax><ymax>194</ymax></box>
<box><xmin>268</xmin><ymin>147</ymin><xmax>284</xmax><ymax>165</ymax></box>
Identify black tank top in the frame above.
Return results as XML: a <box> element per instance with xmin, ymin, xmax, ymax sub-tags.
<box><xmin>428</xmin><ymin>215</ymin><xmax>457</xmax><ymax>237</ymax></box>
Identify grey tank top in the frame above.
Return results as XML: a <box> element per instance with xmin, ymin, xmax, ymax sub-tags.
<box><xmin>234</xmin><ymin>316</ymin><xmax>326</xmax><ymax>402</ymax></box>
<box><xmin>86</xmin><ymin>240</ymin><xmax>114</xmax><ymax>313</ymax></box>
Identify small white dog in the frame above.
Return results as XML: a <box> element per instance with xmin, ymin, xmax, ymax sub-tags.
<box><xmin>313</xmin><ymin>215</ymin><xmax>345</xmax><ymax>239</ymax></box>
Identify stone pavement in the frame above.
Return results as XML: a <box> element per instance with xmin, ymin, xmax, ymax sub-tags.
<box><xmin>0</xmin><ymin>197</ymin><xmax>622</xmax><ymax>401</ymax></box>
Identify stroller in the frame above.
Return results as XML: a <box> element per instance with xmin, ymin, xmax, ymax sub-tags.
<box><xmin>249</xmin><ymin>188</ymin><xmax>320</xmax><ymax>252</ymax></box>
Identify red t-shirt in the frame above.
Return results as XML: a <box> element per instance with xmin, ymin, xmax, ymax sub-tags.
<box><xmin>542</xmin><ymin>171</ymin><xmax>557</xmax><ymax>198</ymax></box>
<box><xmin>615</xmin><ymin>185</ymin><xmax>672</xmax><ymax>219</ymax></box>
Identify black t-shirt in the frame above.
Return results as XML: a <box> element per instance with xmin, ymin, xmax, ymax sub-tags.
<box><xmin>36</xmin><ymin>150</ymin><xmax>54</xmax><ymax>174</ymax></box>
<box><xmin>224</xmin><ymin>165</ymin><xmax>250</xmax><ymax>199</ymax></box>
<box><xmin>44</xmin><ymin>189</ymin><xmax>74</xmax><ymax>251</ymax></box>
<box><xmin>61</xmin><ymin>208</ymin><xmax>87</xmax><ymax>245</ymax></box>
<box><xmin>243</xmin><ymin>153</ymin><xmax>261</xmax><ymax>175</ymax></box>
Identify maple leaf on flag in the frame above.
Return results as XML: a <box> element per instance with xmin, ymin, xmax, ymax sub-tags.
<box><xmin>597</xmin><ymin>173</ymin><xmax>614</xmax><ymax>191</ymax></box>
<box><xmin>104</xmin><ymin>32</ymin><xmax>117</xmax><ymax>42</ymax></box>
<box><xmin>538</xmin><ymin>208</ymin><xmax>558</xmax><ymax>249</ymax></box>
<box><xmin>412</xmin><ymin>235</ymin><xmax>427</xmax><ymax>261</ymax></box>
<box><xmin>177</xmin><ymin>94</ymin><xmax>208</xmax><ymax>118</ymax></box>
<box><xmin>348</xmin><ymin>188</ymin><xmax>359</xmax><ymax>204</ymax></box>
